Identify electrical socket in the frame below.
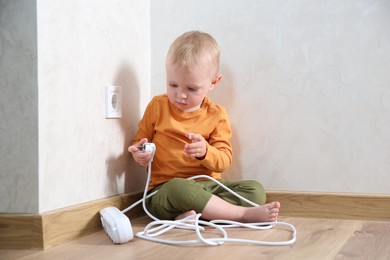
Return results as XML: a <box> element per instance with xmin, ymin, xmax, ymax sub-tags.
<box><xmin>105</xmin><ymin>85</ymin><xmax>122</xmax><ymax>119</ymax></box>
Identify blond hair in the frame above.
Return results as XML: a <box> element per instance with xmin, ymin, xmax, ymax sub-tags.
<box><xmin>167</xmin><ymin>31</ymin><xmax>220</xmax><ymax>75</ymax></box>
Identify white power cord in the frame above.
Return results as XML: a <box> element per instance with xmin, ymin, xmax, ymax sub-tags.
<box><xmin>119</xmin><ymin>142</ymin><xmax>297</xmax><ymax>246</ymax></box>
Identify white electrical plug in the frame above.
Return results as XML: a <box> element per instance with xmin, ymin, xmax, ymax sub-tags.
<box><xmin>142</xmin><ymin>142</ymin><xmax>156</xmax><ymax>161</ymax></box>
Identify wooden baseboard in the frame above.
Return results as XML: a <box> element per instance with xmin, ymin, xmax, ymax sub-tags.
<box><xmin>266</xmin><ymin>191</ymin><xmax>390</xmax><ymax>221</ymax></box>
<box><xmin>0</xmin><ymin>192</ymin><xmax>143</xmax><ymax>250</ymax></box>
<box><xmin>0</xmin><ymin>214</ymin><xmax>43</xmax><ymax>249</ymax></box>
<box><xmin>1</xmin><ymin>191</ymin><xmax>389</xmax><ymax>250</ymax></box>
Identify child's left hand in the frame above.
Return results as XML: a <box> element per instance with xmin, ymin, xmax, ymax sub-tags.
<box><xmin>184</xmin><ymin>133</ymin><xmax>207</xmax><ymax>159</ymax></box>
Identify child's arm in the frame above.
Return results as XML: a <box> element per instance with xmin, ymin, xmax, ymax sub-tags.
<box><xmin>128</xmin><ymin>97</ymin><xmax>159</xmax><ymax>167</ymax></box>
<box><xmin>184</xmin><ymin>105</ymin><xmax>233</xmax><ymax>172</ymax></box>
<box><xmin>184</xmin><ymin>133</ymin><xmax>207</xmax><ymax>159</ymax></box>
<box><xmin>184</xmin><ymin>132</ymin><xmax>232</xmax><ymax>172</ymax></box>
<box><xmin>128</xmin><ymin>138</ymin><xmax>151</xmax><ymax>167</ymax></box>
<box><xmin>184</xmin><ymin>106</ymin><xmax>233</xmax><ymax>173</ymax></box>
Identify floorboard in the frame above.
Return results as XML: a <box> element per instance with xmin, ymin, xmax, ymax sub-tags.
<box><xmin>334</xmin><ymin>221</ymin><xmax>390</xmax><ymax>260</ymax></box>
<box><xmin>1</xmin><ymin>217</ymin><xmax>389</xmax><ymax>260</ymax></box>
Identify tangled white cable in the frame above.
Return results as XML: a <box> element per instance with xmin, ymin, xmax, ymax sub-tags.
<box><xmin>120</xmin><ymin>142</ymin><xmax>297</xmax><ymax>246</ymax></box>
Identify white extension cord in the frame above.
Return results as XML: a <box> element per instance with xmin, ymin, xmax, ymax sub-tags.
<box><xmin>100</xmin><ymin>142</ymin><xmax>297</xmax><ymax>246</ymax></box>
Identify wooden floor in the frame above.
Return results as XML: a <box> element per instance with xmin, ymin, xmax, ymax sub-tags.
<box><xmin>1</xmin><ymin>216</ymin><xmax>390</xmax><ymax>260</ymax></box>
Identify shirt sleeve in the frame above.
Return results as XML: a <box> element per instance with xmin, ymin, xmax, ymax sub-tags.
<box><xmin>132</xmin><ymin>97</ymin><xmax>158</xmax><ymax>145</ymax></box>
<box><xmin>199</xmin><ymin>107</ymin><xmax>233</xmax><ymax>172</ymax></box>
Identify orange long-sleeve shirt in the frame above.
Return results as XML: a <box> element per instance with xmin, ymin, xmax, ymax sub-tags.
<box><xmin>133</xmin><ymin>94</ymin><xmax>233</xmax><ymax>189</ymax></box>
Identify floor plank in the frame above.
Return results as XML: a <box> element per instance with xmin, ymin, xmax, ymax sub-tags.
<box><xmin>335</xmin><ymin>221</ymin><xmax>390</xmax><ymax>260</ymax></box>
<box><xmin>1</xmin><ymin>217</ymin><xmax>389</xmax><ymax>260</ymax></box>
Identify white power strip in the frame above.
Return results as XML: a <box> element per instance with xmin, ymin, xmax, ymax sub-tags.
<box><xmin>100</xmin><ymin>207</ymin><xmax>133</xmax><ymax>244</ymax></box>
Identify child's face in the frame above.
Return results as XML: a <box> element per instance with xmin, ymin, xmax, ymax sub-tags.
<box><xmin>166</xmin><ymin>59</ymin><xmax>221</xmax><ymax>111</ymax></box>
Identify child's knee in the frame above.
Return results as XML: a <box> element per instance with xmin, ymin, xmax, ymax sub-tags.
<box><xmin>243</xmin><ymin>180</ymin><xmax>266</xmax><ymax>205</ymax></box>
<box><xmin>147</xmin><ymin>178</ymin><xmax>194</xmax><ymax>219</ymax></box>
<box><xmin>158</xmin><ymin>178</ymin><xmax>201</xmax><ymax>207</ymax></box>
<box><xmin>161</xmin><ymin>178</ymin><xmax>212</xmax><ymax>212</ymax></box>
<box><xmin>161</xmin><ymin>178</ymin><xmax>190</xmax><ymax>195</ymax></box>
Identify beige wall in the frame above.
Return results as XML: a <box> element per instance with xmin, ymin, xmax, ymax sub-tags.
<box><xmin>37</xmin><ymin>0</ymin><xmax>150</xmax><ymax>213</ymax></box>
<box><xmin>151</xmin><ymin>0</ymin><xmax>390</xmax><ymax>194</ymax></box>
<box><xmin>0</xmin><ymin>0</ymin><xmax>150</xmax><ymax>213</ymax></box>
<box><xmin>1</xmin><ymin>0</ymin><xmax>389</xmax><ymax>215</ymax></box>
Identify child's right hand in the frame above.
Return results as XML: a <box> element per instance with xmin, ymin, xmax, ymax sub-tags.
<box><xmin>128</xmin><ymin>138</ymin><xmax>151</xmax><ymax>167</ymax></box>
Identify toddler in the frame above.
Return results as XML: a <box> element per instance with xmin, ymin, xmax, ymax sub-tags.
<box><xmin>128</xmin><ymin>31</ymin><xmax>280</xmax><ymax>222</ymax></box>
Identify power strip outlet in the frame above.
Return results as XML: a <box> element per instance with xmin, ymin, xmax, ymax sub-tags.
<box><xmin>100</xmin><ymin>207</ymin><xmax>133</xmax><ymax>244</ymax></box>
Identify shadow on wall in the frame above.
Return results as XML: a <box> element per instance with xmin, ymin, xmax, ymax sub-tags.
<box><xmin>105</xmin><ymin>62</ymin><xmax>147</xmax><ymax>196</ymax></box>
<box><xmin>209</xmin><ymin>64</ymin><xmax>243</xmax><ymax>181</ymax></box>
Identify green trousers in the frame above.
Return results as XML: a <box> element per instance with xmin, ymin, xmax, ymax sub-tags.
<box><xmin>146</xmin><ymin>177</ymin><xmax>266</xmax><ymax>220</ymax></box>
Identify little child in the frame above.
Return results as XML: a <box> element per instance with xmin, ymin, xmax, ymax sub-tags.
<box><xmin>128</xmin><ymin>31</ymin><xmax>280</xmax><ymax>222</ymax></box>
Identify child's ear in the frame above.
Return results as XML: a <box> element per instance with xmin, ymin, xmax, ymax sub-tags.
<box><xmin>210</xmin><ymin>74</ymin><xmax>222</xmax><ymax>90</ymax></box>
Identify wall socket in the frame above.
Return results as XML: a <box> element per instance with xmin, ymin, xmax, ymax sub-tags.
<box><xmin>105</xmin><ymin>85</ymin><xmax>122</xmax><ymax>119</ymax></box>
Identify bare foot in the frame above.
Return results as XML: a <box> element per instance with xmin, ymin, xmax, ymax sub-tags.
<box><xmin>175</xmin><ymin>210</ymin><xmax>196</xmax><ymax>220</ymax></box>
<box><xmin>201</xmin><ymin>195</ymin><xmax>280</xmax><ymax>223</ymax></box>
<box><xmin>242</xmin><ymin>201</ymin><xmax>281</xmax><ymax>223</ymax></box>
